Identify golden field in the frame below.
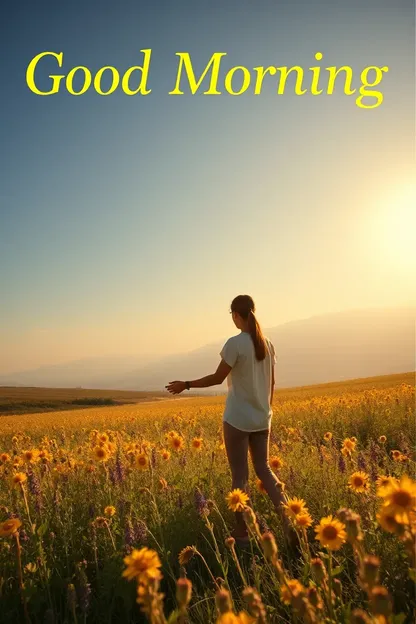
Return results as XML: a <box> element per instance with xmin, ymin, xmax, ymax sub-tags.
<box><xmin>0</xmin><ymin>372</ymin><xmax>415</xmax><ymax>623</ymax></box>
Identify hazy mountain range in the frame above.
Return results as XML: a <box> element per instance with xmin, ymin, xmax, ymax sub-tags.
<box><xmin>1</xmin><ymin>307</ymin><xmax>414</xmax><ymax>392</ymax></box>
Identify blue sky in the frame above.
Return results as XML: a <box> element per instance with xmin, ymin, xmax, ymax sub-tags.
<box><xmin>0</xmin><ymin>0</ymin><xmax>415</xmax><ymax>373</ymax></box>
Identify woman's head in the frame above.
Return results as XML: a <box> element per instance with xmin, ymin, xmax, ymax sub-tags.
<box><xmin>230</xmin><ymin>295</ymin><xmax>267</xmax><ymax>361</ymax></box>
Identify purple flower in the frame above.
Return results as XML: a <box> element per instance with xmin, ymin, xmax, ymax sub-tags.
<box><xmin>124</xmin><ymin>518</ymin><xmax>134</xmax><ymax>547</ymax></box>
<box><xmin>77</xmin><ymin>569</ymin><xmax>91</xmax><ymax>615</ymax></box>
<box><xmin>134</xmin><ymin>519</ymin><xmax>148</xmax><ymax>543</ymax></box>
<box><xmin>357</xmin><ymin>452</ymin><xmax>367</xmax><ymax>471</ymax></box>
<box><xmin>177</xmin><ymin>494</ymin><xmax>183</xmax><ymax>509</ymax></box>
<box><xmin>338</xmin><ymin>454</ymin><xmax>346</xmax><ymax>474</ymax></box>
<box><xmin>115</xmin><ymin>454</ymin><xmax>125</xmax><ymax>483</ymax></box>
<box><xmin>151</xmin><ymin>447</ymin><xmax>157</xmax><ymax>469</ymax></box>
<box><xmin>194</xmin><ymin>488</ymin><xmax>208</xmax><ymax>516</ymax></box>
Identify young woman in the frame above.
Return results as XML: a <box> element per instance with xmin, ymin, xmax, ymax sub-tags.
<box><xmin>166</xmin><ymin>294</ymin><xmax>289</xmax><ymax>543</ymax></box>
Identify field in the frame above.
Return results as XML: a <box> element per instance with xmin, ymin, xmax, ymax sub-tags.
<box><xmin>0</xmin><ymin>387</ymin><xmax>171</xmax><ymax>415</ymax></box>
<box><xmin>0</xmin><ymin>372</ymin><xmax>414</xmax><ymax>624</ymax></box>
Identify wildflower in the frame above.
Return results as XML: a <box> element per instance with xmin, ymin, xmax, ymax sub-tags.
<box><xmin>191</xmin><ymin>437</ymin><xmax>203</xmax><ymax>451</ymax></box>
<box><xmin>378</xmin><ymin>435</ymin><xmax>386</xmax><ymax>444</ymax></box>
<box><xmin>369</xmin><ymin>586</ymin><xmax>392</xmax><ymax>617</ymax></box>
<box><xmin>93</xmin><ymin>516</ymin><xmax>107</xmax><ymax>528</ymax></box>
<box><xmin>0</xmin><ymin>453</ymin><xmax>11</xmax><ymax>463</ymax></box>
<box><xmin>170</xmin><ymin>435</ymin><xmax>184</xmax><ymax>451</ymax></box>
<box><xmin>281</xmin><ymin>579</ymin><xmax>304</xmax><ymax>605</ymax></box>
<box><xmin>92</xmin><ymin>446</ymin><xmax>109</xmax><ymax>462</ymax></box>
<box><xmin>0</xmin><ymin>518</ymin><xmax>22</xmax><ymax>537</ymax></box>
<box><xmin>376</xmin><ymin>475</ymin><xmax>397</xmax><ymax>496</ymax></box>
<box><xmin>342</xmin><ymin>437</ymin><xmax>356</xmax><ymax>452</ymax></box>
<box><xmin>215</xmin><ymin>588</ymin><xmax>233</xmax><ymax>614</ymax></box>
<box><xmin>350</xmin><ymin>610</ymin><xmax>373</xmax><ymax>624</ymax></box>
<box><xmin>225</xmin><ymin>537</ymin><xmax>236</xmax><ymax>549</ymax></box>
<box><xmin>391</xmin><ymin>450</ymin><xmax>401</xmax><ymax>461</ymax></box>
<box><xmin>194</xmin><ymin>488</ymin><xmax>208</xmax><ymax>516</ymax></box>
<box><xmin>270</xmin><ymin>456</ymin><xmax>284</xmax><ymax>471</ymax></box>
<box><xmin>348</xmin><ymin>471</ymin><xmax>370</xmax><ymax>493</ymax></box>
<box><xmin>315</xmin><ymin>515</ymin><xmax>347</xmax><ymax>550</ymax></box>
<box><xmin>338</xmin><ymin>453</ymin><xmax>346</xmax><ymax>473</ymax></box>
<box><xmin>376</xmin><ymin>508</ymin><xmax>400</xmax><ymax>534</ymax></box>
<box><xmin>295</xmin><ymin>512</ymin><xmax>313</xmax><ymax>528</ymax></box>
<box><xmin>323</xmin><ymin>432</ymin><xmax>333</xmax><ymax>441</ymax></box>
<box><xmin>136</xmin><ymin>453</ymin><xmax>149</xmax><ymax>471</ymax></box>
<box><xmin>11</xmin><ymin>472</ymin><xmax>27</xmax><ymax>487</ymax></box>
<box><xmin>226</xmin><ymin>489</ymin><xmax>249</xmax><ymax>512</ymax></box>
<box><xmin>380</xmin><ymin>475</ymin><xmax>416</xmax><ymax>524</ymax></box>
<box><xmin>283</xmin><ymin>497</ymin><xmax>308</xmax><ymax>519</ymax></box>
<box><xmin>160</xmin><ymin>449</ymin><xmax>171</xmax><ymax>461</ymax></box>
<box><xmin>261</xmin><ymin>532</ymin><xmax>278</xmax><ymax>560</ymax></box>
<box><xmin>310</xmin><ymin>558</ymin><xmax>326</xmax><ymax>583</ymax></box>
<box><xmin>122</xmin><ymin>547</ymin><xmax>162</xmax><ymax>583</ymax></box>
<box><xmin>159</xmin><ymin>478</ymin><xmax>168</xmax><ymax>490</ymax></box>
<box><xmin>176</xmin><ymin>577</ymin><xmax>192</xmax><ymax>609</ymax></box>
<box><xmin>104</xmin><ymin>506</ymin><xmax>116</xmax><ymax>517</ymax></box>
<box><xmin>178</xmin><ymin>546</ymin><xmax>196</xmax><ymax>566</ymax></box>
<box><xmin>22</xmin><ymin>449</ymin><xmax>39</xmax><ymax>464</ymax></box>
<box><xmin>360</xmin><ymin>555</ymin><xmax>380</xmax><ymax>589</ymax></box>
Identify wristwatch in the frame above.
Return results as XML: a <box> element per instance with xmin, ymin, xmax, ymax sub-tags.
<box><xmin>185</xmin><ymin>381</ymin><xmax>191</xmax><ymax>390</ymax></box>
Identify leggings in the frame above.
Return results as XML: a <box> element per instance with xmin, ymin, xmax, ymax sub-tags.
<box><xmin>223</xmin><ymin>421</ymin><xmax>286</xmax><ymax>533</ymax></box>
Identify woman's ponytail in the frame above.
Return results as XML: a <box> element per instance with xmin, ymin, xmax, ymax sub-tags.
<box><xmin>231</xmin><ymin>295</ymin><xmax>267</xmax><ymax>361</ymax></box>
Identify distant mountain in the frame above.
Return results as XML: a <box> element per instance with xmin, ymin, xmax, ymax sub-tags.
<box><xmin>0</xmin><ymin>307</ymin><xmax>414</xmax><ymax>391</ymax></box>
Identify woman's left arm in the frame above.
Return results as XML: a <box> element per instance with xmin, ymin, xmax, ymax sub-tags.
<box><xmin>165</xmin><ymin>360</ymin><xmax>231</xmax><ymax>395</ymax></box>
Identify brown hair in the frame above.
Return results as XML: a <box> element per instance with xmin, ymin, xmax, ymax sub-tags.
<box><xmin>230</xmin><ymin>295</ymin><xmax>267</xmax><ymax>361</ymax></box>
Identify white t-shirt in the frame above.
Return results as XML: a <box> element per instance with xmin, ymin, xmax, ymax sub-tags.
<box><xmin>220</xmin><ymin>332</ymin><xmax>276</xmax><ymax>432</ymax></box>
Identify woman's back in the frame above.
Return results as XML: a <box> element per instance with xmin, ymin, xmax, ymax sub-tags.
<box><xmin>221</xmin><ymin>332</ymin><xmax>276</xmax><ymax>432</ymax></box>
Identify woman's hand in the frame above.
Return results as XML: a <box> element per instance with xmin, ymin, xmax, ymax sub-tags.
<box><xmin>165</xmin><ymin>380</ymin><xmax>186</xmax><ymax>395</ymax></box>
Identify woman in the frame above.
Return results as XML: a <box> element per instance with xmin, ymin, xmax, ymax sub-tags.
<box><xmin>166</xmin><ymin>294</ymin><xmax>289</xmax><ymax>543</ymax></box>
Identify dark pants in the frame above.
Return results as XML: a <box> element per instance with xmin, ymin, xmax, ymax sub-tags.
<box><xmin>223</xmin><ymin>421</ymin><xmax>286</xmax><ymax>535</ymax></box>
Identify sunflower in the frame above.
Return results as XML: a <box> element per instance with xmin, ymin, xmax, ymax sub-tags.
<box><xmin>92</xmin><ymin>445</ymin><xmax>109</xmax><ymax>462</ymax></box>
<box><xmin>170</xmin><ymin>436</ymin><xmax>185</xmax><ymax>451</ymax></box>
<box><xmin>376</xmin><ymin>509</ymin><xmax>400</xmax><ymax>534</ymax></box>
<box><xmin>376</xmin><ymin>475</ymin><xmax>397</xmax><ymax>497</ymax></box>
<box><xmin>0</xmin><ymin>453</ymin><xmax>11</xmax><ymax>463</ymax></box>
<box><xmin>0</xmin><ymin>518</ymin><xmax>22</xmax><ymax>537</ymax></box>
<box><xmin>159</xmin><ymin>478</ymin><xmax>168</xmax><ymax>490</ymax></box>
<box><xmin>281</xmin><ymin>579</ymin><xmax>305</xmax><ymax>605</ymax></box>
<box><xmin>178</xmin><ymin>545</ymin><xmax>196</xmax><ymax>566</ymax></box>
<box><xmin>160</xmin><ymin>449</ymin><xmax>171</xmax><ymax>461</ymax></box>
<box><xmin>315</xmin><ymin>515</ymin><xmax>347</xmax><ymax>551</ymax></box>
<box><xmin>283</xmin><ymin>497</ymin><xmax>308</xmax><ymax>519</ymax></box>
<box><xmin>378</xmin><ymin>435</ymin><xmax>387</xmax><ymax>444</ymax></box>
<box><xmin>191</xmin><ymin>438</ymin><xmax>203</xmax><ymax>451</ymax></box>
<box><xmin>323</xmin><ymin>432</ymin><xmax>333</xmax><ymax>442</ymax></box>
<box><xmin>391</xmin><ymin>450</ymin><xmax>401</xmax><ymax>461</ymax></box>
<box><xmin>11</xmin><ymin>472</ymin><xmax>27</xmax><ymax>487</ymax></box>
<box><xmin>217</xmin><ymin>613</ymin><xmax>253</xmax><ymax>624</ymax></box>
<box><xmin>104</xmin><ymin>506</ymin><xmax>116</xmax><ymax>517</ymax></box>
<box><xmin>348</xmin><ymin>471</ymin><xmax>370</xmax><ymax>493</ymax></box>
<box><xmin>22</xmin><ymin>449</ymin><xmax>39</xmax><ymax>464</ymax></box>
<box><xmin>295</xmin><ymin>512</ymin><xmax>313</xmax><ymax>529</ymax></box>
<box><xmin>226</xmin><ymin>489</ymin><xmax>249</xmax><ymax>512</ymax></box>
<box><xmin>380</xmin><ymin>475</ymin><xmax>416</xmax><ymax>524</ymax></box>
<box><xmin>342</xmin><ymin>438</ymin><xmax>356</xmax><ymax>452</ymax></box>
<box><xmin>270</xmin><ymin>456</ymin><xmax>284</xmax><ymax>472</ymax></box>
<box><xmin>136</xmin><ymin>453</ymin><xmax>149</xmax><ymax>471</ymax></box>
<box><xmin>123</xmin><ymin>547</ymin><xmax>162</xmax><ymax>583</ymax></box>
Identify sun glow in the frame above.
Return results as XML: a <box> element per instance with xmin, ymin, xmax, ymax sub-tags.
<box><xmin>377</xmin><ymin>184</ymin><xmax>416</xmax><ymax>269</ymax></box>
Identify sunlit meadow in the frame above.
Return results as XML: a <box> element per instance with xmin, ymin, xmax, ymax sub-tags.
<box><xmin>0</xmin><ymin>373</ymin><xmax>415</xmax><ymax>623</ymax></box>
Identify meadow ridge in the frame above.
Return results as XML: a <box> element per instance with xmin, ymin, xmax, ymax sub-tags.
<box><xmin>0</xmin><ymin>372</ymin><xmax>414</xmax><ymax>623</ymax></box>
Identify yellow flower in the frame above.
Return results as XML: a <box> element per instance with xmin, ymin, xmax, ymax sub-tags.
<box><xmin>11</xmin><ymin>472</ymin><xmax>27</xmax><ymax>487</ymax></box>
<box><xmin>324</xmin><ymin>432</ymin><xmax>333</xmax><ymax>442</ymax></box>
<box><xmin>376</xmin><ymin>475</ymin><xmax>397</xmax><ymax>497</ymax></box>
<box><xmin>391</xmin><ymin>450</ymin><xmax>401</xmax><ymax>461</ymax></box>
<box><xmin>378</xmin><ymin>435</ymin><xmax>387</xmax><ymax>444</ymax></box>
<box><xmin>22</xmin><ymin>449</ymin><xmax>39</xmax><ymax>464</ymax></box>
<box><xmin>217</xmin><ymin>613</ymin><xmax>254</xmax><ymax>624</ymax></box>
<box><xmin>191</xmin><ymin>437</ymin><xmax>203</xmax><ymax>451</ymax></box>
<box><xmin>348</xmin><ymin>471</ymin><xmax>370</xmax><ymax>493</ymax></box>
<box><xmin>376</xmin><ymin>508</ymin><xmax>400</xmax><ymax>534</ymax></box>
<box><xmin>123</xmin><ymin>547</ymin><xmax>162</xmax><ymax>583</ymax></box>
<box><xmin>0</xmin><ymin>518</ymin><xmax>22</xmax><ymax>537</ymax></box>
<box><xmin>281</xmin><ymin>579</ymin><xmax>304</xmax><ymax>605</ymax></box>
<box><xmin>342</xmin><ymin>438</ymin><xmax>356</xmax><ymax>453</ymax></box>
<box><xmin>160</xmin><ymin>449</ymin><xmax>171</xmax><ymax>461</ymax></box>
<box><xmin>315</xmin><ymin>515</ymin><xmax>347</xmax><ymax>551</ymax></box>
<box><xmin>104</xmin><ymin>506</ymin><xmax>116</xmax><ymax>517</ymax></box>
<box><xmin>295</xmin><ymin>512</ymin><xmax>313</xmax><ymax>529</ymax></box>
<box><xmin>169</xmin><ymin>435</ymin><xmax>185</xmax><ymax>451</ymax></box>
<box><xmin>380</xmin><ymin>475</ymin><xmax>416</xmax><ymax>524</ymax></box>
<box><xmin>92</xmin><ymin>445</ymin><xmax>109</xmax><ymax>462</ymax></box>
<box><xmin>0</xmin><ymin>453</ymin><xmax>11</xmax><ymax>463</ymax></box>
<box><xmin>270</xmin><ymin>456</ymin><xmax>284</xmax><ymax>471</ymax></box>
<box><xmin>178</xmin><ymin>545</ymin><xmax>196</xmax><ymax>566</ymax></box>
<box><xmin>226</xmin><ymin>489</ymin><xmax>249</xmax><ymax>512</ymax></box>
<box><xmin>136</xmin><ymin>453</ymin><xmax>149</xmax><ymax>470</ymax></box>
<box><xmin>283</xmin><ymin>497</ymin><xmax>308</xmax><ymax>519</ymax></box>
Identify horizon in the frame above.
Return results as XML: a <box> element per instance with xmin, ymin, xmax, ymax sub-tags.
<box><xmin>1</xmin><ymin>303</ymin><xmax>414</xmax><ymax>378</ymax></box>
<box><xmin>1</xmin><ymin>0</ymin><xmax>415</xmax><ymax>376</ymax></box>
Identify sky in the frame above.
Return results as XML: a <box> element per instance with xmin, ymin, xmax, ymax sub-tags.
<box><xmin>0</xmin><ymin>0</ymin><xmax>415</xmax><ymax>374</ymax></box>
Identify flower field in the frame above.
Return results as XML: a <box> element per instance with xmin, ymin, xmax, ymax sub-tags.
<box><xmin>0</xmin><ymin>373</ymin><xmax>415</xmax><ymax>623</ymax></box>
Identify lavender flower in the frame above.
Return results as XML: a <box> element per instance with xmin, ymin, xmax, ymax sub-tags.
<box><xmin>124</xmin><ymin>518</ymin><xmax>134</xmax><ymax>547</ymax></box>
<box><xmin>194</xmin><ymin>488</ymin><xmax>208</xmax><ymax>516</ymax></box>
<box><xmin>134</xmin><ymin>519</ymin><xmax>148</xmax><ymax>543</ymax></box>
<box><xmin>115</xmin><ymin>454</ymin><xmax>125</xmax><ymax>483</ymax></box>
<box><xmin>151</xmin><ymin>447</ymin><xmax>157</xmax><ymax>469</ymax></box>
<box><xmin>77</xmin><ymin>568</ymin><xmax>91</xmax><ymax>615</ymax></box>
<box><xmin>338</xmin><ymin>454</ymin><xmax>346</xmax><ymax>474</ymax></box>
<box><xmin>357</xmin><ymin>452</ymin><xmax>367</xmax><ymax>471</ymax></box>
<box><xmin>177</xmin><ymin>494</ymin><xmax>183</xmax><ymax>509</ymax></box>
